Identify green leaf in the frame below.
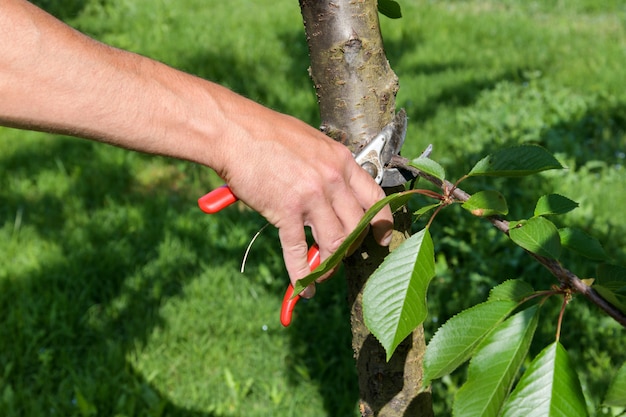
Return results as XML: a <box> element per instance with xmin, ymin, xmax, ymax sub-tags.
<box><xmin>389</xmin><ymin>192</ymin><xmax>414</xmax><ymax>213</ymax></box>
<box><xmin>509</xmin><ymin>217</ymin><xmax>561</xmax><ymax>260</ymax></box>
<box><xmin>468</xmin><ymin>145</ymin><xmax>563</xmax><ymax>177</ymax></box>
<box><xmin>410</xmin><ymin>157</ymin><xmax>445</xmax><ymax>181</ymax></box>
<box><xmin>501</xmin><ymin>342</ymin><xmax>588</xmax><ymax>417</ymax></box>
<box><xmin>414</xmin><ymin>202</ymin><xmax>441</xmax><ymax>219</ymax></box>
<box><xmin>534</xmin><ymin>194</ymin><xmax>579</xmax><ymax>217</ymax></box>
<box><xmin>454</xmin><ymin>306</ymin><xmax>539</xmax><ymax>417</ymax></box>
<box><xmin>363</xmin><ymin>228</ymin><xmax>435</xmax><ymax>361</ymax></box>
<box><xmin>378</xmin><ymin>0</ymin><xmax>402</xmax><ymax>19</ymax></box>
<box><xmin>293</xmin><ymin>190</ymin><xmax>418</xmax><ymax>294</ymax></box>
<box><xmin>605</xmin><ymin>362</ymin><xmax>626</xmax><ymax>407</ymax></box>
<box><xmin>462</xmin><ymin>190</ymin><xmax>509</xmax><ymax>217</ymax></box>
<box><xmin>559</xmin><ymin>228</ymin><xmax>608</xmax><ymax>261</ymax></box>
<box><xmin>423</xmin><ymin>299</ymin><xmax>518</xmax><ymax>385</ymax></box>
<box><xmin>488</xmin><ymin>279</ymin><xmax>535</xmax><ymax>302</ymax></box>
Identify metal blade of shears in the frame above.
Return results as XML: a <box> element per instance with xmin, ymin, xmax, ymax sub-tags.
<box><xmin>353</xmin><ymin>109</ymin><xmax>407</xmax><ymax>185</ymax></box>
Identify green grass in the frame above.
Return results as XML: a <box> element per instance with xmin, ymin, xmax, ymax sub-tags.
<box><xmin>1</xmin><ymin>0</ymin><xmax>625</xmax><ymax>416</ymax></box>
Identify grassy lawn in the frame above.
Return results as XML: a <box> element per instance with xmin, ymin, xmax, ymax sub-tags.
<box><xmin>1</xmin><ymin>0</ymin><xmax>625</xmax><ymax>416</ymax></box>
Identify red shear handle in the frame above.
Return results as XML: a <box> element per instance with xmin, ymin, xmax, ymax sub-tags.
<box><xmin>280</xmin><ymin>243</ymin><xmax>321</xmax><ymax>327</ymax></box>
<box><xmin>198</xmin><ymin>185</ymin><xmax>238</xmax><ymax>214</ymax></box>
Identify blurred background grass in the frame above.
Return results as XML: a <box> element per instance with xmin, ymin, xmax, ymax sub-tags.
<box><xmin>1</xmin><ymin>0</ymin><xmax>625</xmax><ymax>416</ymax></box>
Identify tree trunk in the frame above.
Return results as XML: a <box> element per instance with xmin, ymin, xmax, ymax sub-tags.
<box><xmin>298</xmin><ymin>1</ymin><xmax>433</xmax><ymax>416</ymax></box>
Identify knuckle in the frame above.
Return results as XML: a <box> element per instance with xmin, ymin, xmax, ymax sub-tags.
<box><xmin>336</xmin><ymin>144</ymin><xmax>355</xmax><ymax>163</ymax></box>
<box><xmin>325</xmin><ymin>145</ymin><xmax>353</xmax><ymax>180</ymax></box>
<box><xmin>326</xmin><ymin>235</ymin><xmax>345</xmax><ymax>254</ymax></box>
<box><xmin>281</xmin><ymin>241</ymin><xmax>312</xmax><ymax>279</ymax></box>
<box><xmin>295</xmin><ymin>175</ymin><xmax>327</xmax><ymax>204</ymax></box>
<box><xmin>282</xmin><ymin>239</ymin><xmax>309</xmax><ymax>258</ymax></box>
<box><xmin>324</xmin><ymin>168</ymin><xmax>345</xmax><ymax>189</ymax></box>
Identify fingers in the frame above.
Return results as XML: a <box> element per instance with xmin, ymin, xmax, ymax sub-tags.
<box><xmin>308</xmin><ymin>184</ymin><xmax>363</xmax><ymax>254</ymax></box>
<box><xmin>371</xmin><ymin>204</ymin><xmax>394</xmax><ymax>247</ymax></box>
<box><xmin>278</xmin><ymin>226</ymin><xmax>316</xmax><ymax>298</ymax></box>
<box><xmin>305</xmin><ymin>194</ymin><xmax>358</xmax><ymax>283</ymax></box>
<box><xmin>279</xmin><ymin>168</ymin><xmax>394</xmax><ymax>294</ymax></box>
<box><xmin>264</xmin><ymin>137</ymin><xmax>395</xmax><ymax>300</ymax></box>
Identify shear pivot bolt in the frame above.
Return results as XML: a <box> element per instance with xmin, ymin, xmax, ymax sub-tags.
<box><xmin>362</xmin><ymin>161</ymin><xmax>378</xmax><ymax>179</ymax></box>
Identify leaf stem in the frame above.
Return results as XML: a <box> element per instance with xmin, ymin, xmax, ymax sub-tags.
<box><xmin>556</xmin><ymin>293</ymin><xmax>569</xmax><ymax>342</ymax></box>
<box><xmin>410</xmin><ymin>188</ymin><xmax>444</xmax><ymax>200</ymax></box>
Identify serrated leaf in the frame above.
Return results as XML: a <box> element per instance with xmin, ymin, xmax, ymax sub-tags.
<box><xmin>293</xmin><ymin>190</ymin><xmax>419</xmax><ymax>294</ymax></box>
<box><xmin>559</xmin><ymin>228</ymin><xmax>608</xmax><ymax>261</ymax></box>
<box><xmin>410</xmin><ymin>157</ymin><xmax>445</xmax><ymax>180</ymax></box>
<box><xmin>363</xmin><ymin>228</ymin><xmax>435</xmax><ymax>361</ymax></box>
<box><xmin>605</xmin><ymin>362</ymin><xmax>626</xmax><ymax>407</ymax></box>
<box><xmin>462</xmin><ymin>190</ymin><xmax>508</xmax><ymax>217</ymax></box>
<box><xmin>454</xmin><ymin>306</ymin><xmax>539</xmax><ymax>417</ymax></box>
<box><xmin>423</xmin><ymin>299</ymin><xmax>518</xmax><ymax>385</ymax></box>
<box><xmin>488</xmin><ymin>279</ymin><xmax>535</xmax><ymax>302</ymax></box>
<box><xmin>501</xmin><ymin>342</ymin><xmax>588</xmax><ymax>417</ymax></box>
<box><xmin>534</xmin><ymin>194</ymin><xmax>579</xmax><ymax>217</ymax></box>
<box><xmin>378</xmin><ymin>0</ymin><xmax>402</xmax><ymax>19</ymax></box>
<box><xmin>468</xmin><ymin>145</ymin><xmax>563</xmax><ymax>177</ymax></box>
<box><xmin>509</xmin><ymin>217</ymin><xmax>561</xmax><ymax>260</ymax></box>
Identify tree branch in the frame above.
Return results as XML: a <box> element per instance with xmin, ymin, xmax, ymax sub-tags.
<box><xmin>392</xmin><ymin>157</ymin><xmax>626</xmax><ymax>328</ymax></box>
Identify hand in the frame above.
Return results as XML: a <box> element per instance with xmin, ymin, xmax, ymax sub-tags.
<box><xmin>211</xmin><ymin>95</ymin><xmax>394</xmax><ymax>296</ymax></box>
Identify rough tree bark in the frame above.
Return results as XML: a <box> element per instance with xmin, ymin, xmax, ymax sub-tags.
<box><xmin>298</xmin><ymin>1</ymin><xmax>433</xmax><ymax>416</ymax></box>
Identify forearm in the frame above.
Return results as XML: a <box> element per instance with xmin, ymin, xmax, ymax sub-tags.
<box><xmin>0</xmin><ymin>0</ymin><xmax>237</xmax><ymax>171</ymax></box>
<box><xmin>0</xmin><ymin>1</ymin><xmax>395</xmax><ymax>287</ymax></box>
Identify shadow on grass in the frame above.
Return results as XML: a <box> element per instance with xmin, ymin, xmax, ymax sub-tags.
<box><xmin>0</xmin><ymin>136</ymin><xmax>273</xmax><ymax>415</ymax></box>
<box><xmin>541</xmin><ymin>100</ymin><xmax>626</xmax><ymax>168</ymax></box>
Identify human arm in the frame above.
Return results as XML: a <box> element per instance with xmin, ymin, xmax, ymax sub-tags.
<box><xmin>0</xmin><ymin>0</ymin><xmax>393</xmax><ymax>294</ymax></box>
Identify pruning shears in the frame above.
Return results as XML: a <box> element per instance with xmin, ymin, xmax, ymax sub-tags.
<box><xmin>198</xmin><ymin>109</ymin><xmax>414</xmax><ymax>326</ymax></box>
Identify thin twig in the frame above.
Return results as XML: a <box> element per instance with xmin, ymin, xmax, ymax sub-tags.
<box><xmin>556</xmin><ymin>294</ymin><xmax>568</xmax><ymax>342</ymax></box>
<box><xmin>528</xmin><ymin>254</ymin><xmax>626</xmax><ymax>327</ymax></box>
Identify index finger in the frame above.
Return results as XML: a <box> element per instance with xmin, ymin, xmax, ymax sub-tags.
<box><xmin>278</xmin><ymin>225</ymin><xmax>316</xmax><ymax>298</ymax></box>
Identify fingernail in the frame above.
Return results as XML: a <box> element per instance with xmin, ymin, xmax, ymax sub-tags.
<box><xmin>302</xmin><ymin>284</ymin><xmax>316</xmax><ymax>299</ymax></box>
<box><xmin>381</xmin><ymin>231</ymin><xmax>393</xmax><ymax>247</ymax></box>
